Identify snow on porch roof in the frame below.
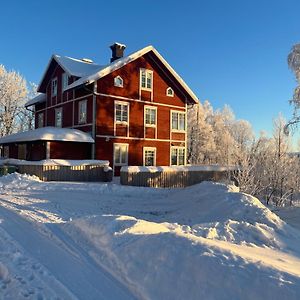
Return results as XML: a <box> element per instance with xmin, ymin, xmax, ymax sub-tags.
<box><xmin>25</xmin><ymin>93</ymin><xmax>46</xmax><ymax>107</ymax></box>
<box><xmin>0</xmin><ymin>127</ymin><xmax>94</xmax><ymax>144</ymax></box>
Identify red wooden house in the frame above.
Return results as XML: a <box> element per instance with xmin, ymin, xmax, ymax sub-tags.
<box><xmin>0</xmin><ymin>43</ymin><xmax>198</xmax><ymax>174</ymax></box>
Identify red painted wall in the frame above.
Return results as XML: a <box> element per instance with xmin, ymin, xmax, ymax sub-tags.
<box><xmin>50</xmin><ymin>141</ymin><xmax>92</xmax><ymax>159</ymax></box>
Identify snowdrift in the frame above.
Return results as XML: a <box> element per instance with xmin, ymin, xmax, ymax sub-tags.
<box><xmin>64</xmin><ymin>181</ymin><xmax>300</xmax><ymax>300</ymax></box>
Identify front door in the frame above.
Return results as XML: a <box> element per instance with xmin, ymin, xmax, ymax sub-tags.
<box><xmin>113</xmin><ymin>143</ymin><xmax>129</xmax><ymax>176</ymax></box>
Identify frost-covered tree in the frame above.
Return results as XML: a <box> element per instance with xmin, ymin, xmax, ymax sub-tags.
<box><xmin>0</xmin><ymin>65</ymin><xmax>27</xmax><ymax>136</ymax></box>
<box><xmin>187</xmin><ymin>101</ymin><xmax>216</xmax><ymax>164</ymax></box>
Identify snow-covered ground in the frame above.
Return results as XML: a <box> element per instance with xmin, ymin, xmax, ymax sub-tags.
<box><xmin>1</xmin><ymin>173</ymin><xmax>300</xmax><ymax>299</ymax></box>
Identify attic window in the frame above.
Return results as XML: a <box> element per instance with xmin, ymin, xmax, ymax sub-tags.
<box><xmin>166</xmin><ymin>87</ymin><xmax>174</xmax><ymax>97</ymax></box>
<box><xmin>114</xmin><ymin>76</ymin><xmax>123</xmax><ymax>88</ymax></box>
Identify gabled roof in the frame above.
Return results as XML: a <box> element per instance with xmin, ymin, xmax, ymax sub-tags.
<box><xmin>37</xmin><ymin>55</ymin><xmax>104</xmax><ymax>93</ymax></box>
<box><xmin>66</xmin><ymin>46</ymin><xmax>198</xmax><ymax>103</ymax></box>
<box><xmin>0</xmin><ymin>127</ymin><xmax>94</xmax><ymax>144</ymax></box>
<box><xmin>25</xmin><ymin>93</ymin><xmax>46</xmax><ymax>107</ymax></box>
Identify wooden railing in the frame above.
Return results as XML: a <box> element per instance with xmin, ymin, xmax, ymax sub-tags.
<box><xmin>120</xmin><ymin>166</ymin><xmax>235</xmax><ymax>188</ymax></box>
<box><xmin>16</xmin><ymin>164</ymin><xmax>113</xmax><ymax>182</ymax></box>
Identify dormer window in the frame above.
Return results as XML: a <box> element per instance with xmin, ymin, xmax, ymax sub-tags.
<box><xmin>140</xmin><ymin>69</ymin><xmax>153</xmax><ymax>91</ymax></box>
<box><xmin>166</xmin><ymin>87</ymin><xmax>174</xmax><ymax>97</ymax></box>
<box><xmin>114</xmin><ymin>76</ymin><xmax>123</xmax><ymax>88</ymax></box>
<box><xmin>52</xmin><ymin>78</ymin><xmax>57</xmax><ymax>97</ymax></box>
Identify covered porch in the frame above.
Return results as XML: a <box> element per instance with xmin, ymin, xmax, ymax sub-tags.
<box><xmin>0</xmin><ymin>127</ymin><xmax>94</xmax><ymax>161</ymax></box>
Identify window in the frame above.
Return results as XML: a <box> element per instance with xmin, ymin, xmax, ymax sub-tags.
<box><xmin>78</xmin><ymin>100</ymin><xmax>87</xmax><ymax>124</ymax></box>
<box><xmin>55</xmin><ymin>107</ymin><xmax>63</xmax><ymax>127</ymax></box>
<box><xmin>140</xmin><ymin>69</ymin><xmax>153</xmax><ymax>90</ymax></box>
<box><xmin>171</xmin><ymin>147</ymin><xmax>185</xmax><ymax>166</ymax></box>
<box><xmin>145</xmin><ymin>106</ymin><xmax>156</xmax><ymax>127</ymax></box>
<box><xmin>38</xmin><ymin>112</ymin><xmax>44</xmax><ymax>128</ymax></box>
<box><xmin>114</xmin><ymin>76</ymin><xmax>123</xmax><ymax>88</ymax></box>
<box><xmin>62</xmin><ymin>73</ymin><xmax>69</xmax><ymax>90</ymax></box>
<box><xmin>115</xmin><ymin>101</ymin><xmax>129</xmax><ymax>123</ymax></box>
<box><xmin>171</xmin><ymin>111</ymin><xmax>186</xmax><ymax>131</ymax></box>
<box><xmin>18</xmin><ymin>144</ymin><xmax>26</xmax><ymax>160</ymax></box>
<box><xmin>114</xmin><ymin>143</ymin><xmax>128</xmax><ymax>166</ymax></box>
<box><xmin>52</xmin><ymin>78</ymin><xmax>57</xmax><ymax>97</ymax></box>
<box><xmin>3</xmin><ymin>146</ymin><xmax>9</xmax><ymax>158</ymax></box>
<box><xmin>166</xmin><ymin>87</ymin><xmax>174</xmax><ymax>97</ymax></box>
<box><xmin>144</xmin><ymin>147</ymin><xmax>156</xmax><ymax>166</ymax></box>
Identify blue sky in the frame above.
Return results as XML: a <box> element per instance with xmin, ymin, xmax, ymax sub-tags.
<box><xmin>1</xmin><ymin>0</ymin><xmax>300</xmax><ymax>137</ymax></box>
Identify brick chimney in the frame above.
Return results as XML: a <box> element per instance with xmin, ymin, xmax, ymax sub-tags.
<box><xmin>110</xmin><ymin>42</ymin><xmax>126</xmax><ymax>63</ymax></box>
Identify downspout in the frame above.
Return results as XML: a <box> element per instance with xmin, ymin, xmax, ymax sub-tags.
<box><xmin>92</xmin><ymin>82</ymin><xmax>97</xmax><ymax>159</ymax></box>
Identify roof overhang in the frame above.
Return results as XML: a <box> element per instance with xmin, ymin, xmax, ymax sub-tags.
<box><xmin>25</xmin><ymin>93</ymin><xmax>46</xmax><ymax>107</ymax></box>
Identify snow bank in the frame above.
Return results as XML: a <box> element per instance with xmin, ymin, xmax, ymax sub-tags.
<box><xmin>62</xmin><ymin>181</ymin><xmax>300</xmax><ymax>299</ymax></box>
<box><xmin>122</xmin><ymin>165</ymin><xmax>237</xmax><ymax>173</ymax></box>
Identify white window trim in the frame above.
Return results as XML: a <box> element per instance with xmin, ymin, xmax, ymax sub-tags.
<box><xmin>144</xmin><ymin>105</ymin><xmax>157</xmax><ymax>128</ymax></box>
<box><xmin>166</xmin><ymin>87</ymin><xmax>174</xmax><ymax>97</ymax></box>
<box><xmin>171</xmin><ymin>110</ymin><xmax>186</xmax><ymax>132</ymax></box>
<box><xmin>78</xmin><ymin>99</ymin><xmax>87</xmax><ymax>124</ymax></box>
<box><xmin>55</xmin><ymin>107</ymin><xmax>63</xmax><ymax>127</ymax></box>
<box><xmin>52</xmin><ymin>77</ymin><xmax>58</xmax><ymax>97</ymax></box>
<box><xmin>140</xmin><ymin>68</ymin><xmax>153</xmax><ymax>91</ymax></box>
<box><xmin>113</xmin><ymin>143</ymin><xmax>129</xmax><ymax>166</ymax></box>
<box><xmin>114</xmin><ymin>75</ymin><xmax>124</xmax><ymax>88</ymax></box>
<box><xmin>170</xmin><ymin>146</ymin><xmax>186</xmax><ymax>166</ymax></box>
<box><xmin>143</xmin><ymin>147</ymin><xmax>157</xmax><ymax>166</ymax></box>
<box><xmin>115</xmin><ymin>100</ymin><xmax>129</xmax><ymax>125</ymax></box>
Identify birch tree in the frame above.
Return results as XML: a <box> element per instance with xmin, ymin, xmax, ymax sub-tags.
<box><xmin>0</xmin><ymin>65</ymin><xmax>27</xmax><ymax>136</ymax></box>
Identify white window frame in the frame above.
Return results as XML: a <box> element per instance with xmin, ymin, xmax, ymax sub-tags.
<box><xmin>166</xmin><ymin>87</ymin><xmax>174</xmax><ymax>97</ymax></box>
<box><xmin>62</xmin><ymin>73</ymin><xmax>69</xmax><ymax>91</ymax></box>
<box><xmin>55</xmin><ymin>107</ymin><xmax>63</xmax><ymax>127</ymax></box>
<box><xmin>113</xmin><ymin>143</ymin><xmax>129</xmax><ymax>166</ymax></box>
<box><xmin>78</xmin><ymin>99</ymin><xmax>87</xmax><ymax>124</ymax></box>
<box><xmin>38</xmin><ymin>112</ymin><xmax>44</xmax><ymax>128</ymax></box>
<box><xmin>144</xmin><ymin>106</ymin><xmax>157</xmax><ymax>127</ymax></box>
<box><xmin>170</xmin><ymin>146</ymin><xmax>186</xmax><ymax>166</ymax></box>
<box><xmin>171</xmin><ymin>110</ymin><xmax>186</xmax><ymax>132</ymax></box>
<box><xmin>114</xmin><ymin>75</ymin><xmax>123</xmax><ymax>88</ymax></box>
<box><xmin>52</xmin><ymin>77</ymin><xmax>57</xmax><ymax>97</ymax></box>
<box><xmin>115</xmin><ymin>101</ymin><xmax>129</xmax><ymax>125</ymax></box>
<box><xmin>143</xmin><ymin>147</ymin><xmax>156</xmax><ymax>166</ymax></box>
<box><xmin>140</xmin><ymin>68</ymin><xmax>153</xmax><ymax>91</ymax></box>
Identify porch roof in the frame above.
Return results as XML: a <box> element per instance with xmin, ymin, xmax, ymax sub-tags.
<box><xmin>0</xmin><ymin>127</ymin><xmax>94</xmax><ymax>144</ymax></box>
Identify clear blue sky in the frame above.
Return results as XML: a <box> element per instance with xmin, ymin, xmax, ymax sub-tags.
<box><xmin>1</xmin><ymin>0</ymin><xmax>300</xmax><ymax>136</ymax></box>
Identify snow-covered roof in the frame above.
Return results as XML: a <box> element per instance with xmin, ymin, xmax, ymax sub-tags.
<box><xmin>25</xmin><ymin>93</ymin><xmax>46</xmax><ymax>107</ymax></box>
<box><xmin>0</xmin><ymin>127</ymin><xmax>94</xmax><ymax>144</ymax></box>
<box><xmin>66</xmin><ymin>46</ymin><xmax>198</xmax><ymax>103</ymax></box>
<box><xmin>53</xmin><ymin>55</ymin><xmax>105</xmax><ymax>78</ymax></box>
<box><xmin>37</xmin><ymin>55</ymin><xmax>105</xmax><ymax>93</ymax></box>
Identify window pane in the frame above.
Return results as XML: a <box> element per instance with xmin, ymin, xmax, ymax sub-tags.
<box><xmin>114</xmin><ymin>146</ymin><xmax>120</xmax><ymax>164</ymax></box>
<box><xmin>116</xmin><ymin>104</ymin><xmax>122</xmax><ymax>121</ymax></box>
<box><xmin>122</xmin><ymin>105</ymin><xmax>128</xmax><ymax>122</ymax></box>
<box><xmin>146</xmin><ymin>72</ymin><xmax>152</xmax><ymax>89</ymax></box>
<box><xmin>178</xmin><ymin>148</ymin><xmax>185</xmax><ymax>165</ymax></box>
<box><xmin>179</xmin><ymin>114</ymin><xmax>185</xmax><ymax>131</ymax></box>
<box><xmin>172</xmin><ymin>112</ymin><xmax>178</xmax><ymax>130</ymax></box>
<box><xmin>145</xmin><ymin>150</ymin><xmax>155</xmax><ymax>166</ymax></box>
<box><xmin>171</xmin><ymin>148</ymin><xmax>178</xmax><ymax>165</ymax></box>
<box><xmin>141</xmin><ymin>70</ymin><xmax>146</xmax><ymax>88</ymax></box>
